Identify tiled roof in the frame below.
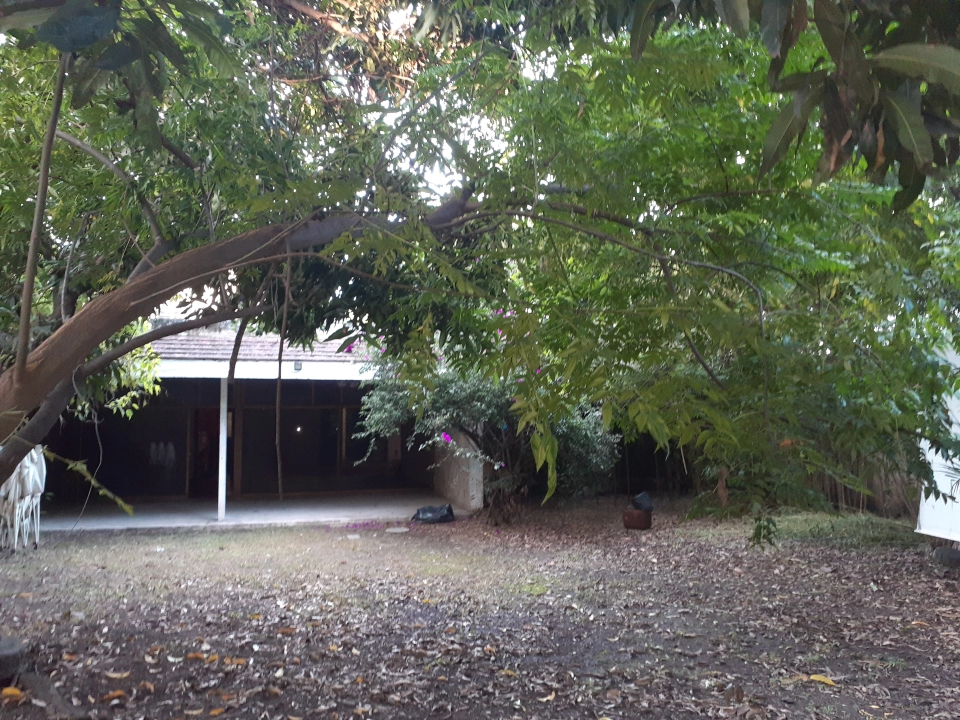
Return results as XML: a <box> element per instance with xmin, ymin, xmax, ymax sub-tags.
<box><xmin>150</xmin><ymin>332</ymin><xmax>364</xmax><ymax>363</ymax></box>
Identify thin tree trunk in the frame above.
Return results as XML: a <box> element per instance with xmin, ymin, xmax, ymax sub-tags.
<box><xmin>228</xmin><ymin>316</ymin><xmax>249</xmax><ymax>385</ymax></box>
<box><xmin>15</xmin><ymin>53</ymin><xmax>69</xmax><ymax>387</ymax></box>
<box><xmin>275</xmin><ymin>256</ymin><xmax>292</xmax><ymax>500</ymax></box>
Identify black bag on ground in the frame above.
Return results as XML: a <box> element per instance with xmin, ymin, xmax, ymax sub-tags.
<box><xmin>631</xmin><ymin>492</ymin><xmax>654</xmax><ymax>512</ymax></box>
<box><xmin>412</xmin><ymin>504</ymin><xmax>455</xmax><ymax>524</ymax></box>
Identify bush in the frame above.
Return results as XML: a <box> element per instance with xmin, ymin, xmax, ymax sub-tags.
<box><xmin>357</xmin><ymin>361</ymin><xmax>620</xmax><ymax>515</ymax></box>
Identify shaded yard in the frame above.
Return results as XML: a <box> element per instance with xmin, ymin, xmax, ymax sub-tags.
<box><xmin>0</xmin><ymin>498</ymin><xmax>957</xmax><ymax>719</ymax></box>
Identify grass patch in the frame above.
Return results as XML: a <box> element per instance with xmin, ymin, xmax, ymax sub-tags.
<box><xmin>775</xmin><ymin>512</ymin><xmax>919</xmax><ymax>549</ymax></box>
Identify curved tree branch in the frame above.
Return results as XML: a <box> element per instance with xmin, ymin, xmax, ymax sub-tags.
<box><xmin>0</xmin><ymin>194</ymin><xmax>476</xmax><ymax>441</ymax></box>
<box><xmin>0</xmin><ymin>305</ymin><xmax>267</xmax><ymax>478</ymax></box>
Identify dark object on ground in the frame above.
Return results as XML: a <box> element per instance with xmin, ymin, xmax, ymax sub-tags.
<box><xmin>933</xmin><ymin>546</ymin><xmax>960</xmax><ymax>568</ymax></box>
<box><xmin>631</xmin><ymin>492</ymin><xmax>654</xmax><ymax>511</ymax></box>
<box><xmin>623</xmin><ymin>507</ymin><xmax>652</xmax><ymax>530</ymax></box>
<box><xmin>0</xmin><ymin>635</ymin><xmax>25</xmax><ymax>684</ymax></box>
<box><xmin>412</xmin><ymin>504</ymin><xmax>455</xmax><ymax>524</ymax></box>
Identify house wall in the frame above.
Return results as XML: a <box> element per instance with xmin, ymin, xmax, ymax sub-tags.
<box><xmin>917</xmin><ymin>383</ymin><xmax>960</xmax><ymax>542</ymax></box>
<box><xmin>433</xmin><ymin>431</ymin><xmax>484</xmax><ymax>512</ymax></box>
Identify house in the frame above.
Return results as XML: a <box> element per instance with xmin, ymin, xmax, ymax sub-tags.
<box><xmin>917</xmin><ymin>381</ymin><xmax>960</xmax><ymax>544</ymax></box>
<box><xmin>41</xmin><ymin>327</ymin><xmax>477</xmax><ymax>518</ymax></box>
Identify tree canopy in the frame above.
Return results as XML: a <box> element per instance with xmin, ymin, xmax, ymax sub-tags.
<box><xmin>0</xmin><ymin>0</ymin><xmax>958</xmax><ymax>518</ymax></box>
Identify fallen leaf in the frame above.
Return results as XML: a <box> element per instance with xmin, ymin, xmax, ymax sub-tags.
<box><xmin>18</xmin><ymin>593</ymin><xmax>31</xmax><ymax>599</ymax></box>
<box><xmin>1</xmin><ymin>687</ymin><xmax>23</xmax><ymax>700</ymax></box>
<box><xmin>809</xmin><ymin>674</ymin><xmax>837</xmax><ymax>686</ymax></box>
<box><xmin>61</xmin><ymin>653</ymin><xmax>78</xmax><ymax>661</ymax></box>
<box><xmin>328</xmin><ymin>645</ymin><xmax>340</xmax><ymax>652</ymax></box>
<box><xmin>499</xmin><ymin>669</ymin><xmax>517</xmax><ymax>677</ymax></box>
<box><xmin>139</xmin><ymin>681</ymin><xmax>155</xmax><ymax>693</ymax></box>
<box><xmin>911</xmin><ymin>621</ymin><xmax>930</xmax><ymax>627</ymax></box>
<box><xmin>249</xmin><ymin>613</ymin><xmax>262</xmax><ymax>620</ymax></box>
<box><xmin>105</xmin><ymin>671</ymin><xmax>130</xmax><ymax>680</ymax></box>
<box><xmin>264</xmin><ymin>686</ymin><xmax>282</xmax><ymax>697</ymax></box>
<box><xmin>206</xmin><ymin>654</ymin><xmax>219</xmax><ymax>664</ymax></box>
<box><xmin>277</xmin><ymin>627</ymin><xmax>296</xmax><ymax>635</ymax></box>
<box><xmin>184</xmin><ymin>710</ymin><xmax>204</xmax><ymax>716</ymax></box>
<box><xmin>101</xmin><ymin>690</ymin><xmax>127</xmax><ymax>702</ymax></box>
<box><xmin>538</xmin><ymin>691</ymin><xmax>556</xmax><ymax>702</ymax></box>
<box><xmin>187</xmin><ymin>652</ymin><xmax>206</xmax><ymax>661</ymax></box>
<box><xmin>209</xmin><ymin>708</ymin><xmax>226</xmax><ymax>716</ymax></box>
<box><xmin>144</xmin><ymin>654</ymin><xmax>158</xmax><ymax>664</ymax></box>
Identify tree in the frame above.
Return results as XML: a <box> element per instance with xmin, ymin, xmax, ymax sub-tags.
<box><xmin>357</xmin><ymin>360</ymin><xmax>621</xmax><ymax>516</ymax></box>
<box><xmin>0</xmin><ymin>0</ymin><xmax>957</xmax><ymax>523</ymax></box>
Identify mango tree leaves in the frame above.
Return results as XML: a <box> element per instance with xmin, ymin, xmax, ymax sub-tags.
<box><xmin>872</xmin><ymin>44</ymin><xmax>960</xmax><ymax>97</ymax></box>
<box><xmin>881</xmin><ymin>85</ymin><xmax>934</xmax><ymax>170</ymax></box>
<box><xmin>813</xmin><ymin>0</ymin><xmax>875</xmax><ymax>107</ymax></box>
<box><xmin>892</xmin><ymin>153</ymin><xmax>926</xmax><ymax>212</ymax></box>
<box><xmin>714</xmin><ymin>0</ymin><xmax>750</xmax><ymax>39</ymax></box>
<box><xmin>69</xmin><ymin>55</ymin><xmax>108</xmax><ymax>109</ymax></box>
<box><xmin>629</xmin><ymin>0</ymin><xmax>661</xmax><ymax>60</ymax></box>
<box><xmin>759</xmin><ymin>81</ymin><xmax>824</xmax><ymax>178</ymax></box>
<box><xmin>35</xmin><ymin>0</ymin><xmax>119</xmax><ymax>52</ymax></box>
<box><xmin>760</xmin><ymin>0</ymin><xmax>791</xmax><ymax>57</ymax></box>
<box><xmin>95</xmin><ymin>38</ymin><xmax>141</xmax><ymax>71</ymax></box>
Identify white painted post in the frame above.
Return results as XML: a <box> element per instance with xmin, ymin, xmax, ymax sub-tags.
<box><xmin>218</xmin><ymin>377</ymin><xmax>228</xmax><ymax>522</ymax></box>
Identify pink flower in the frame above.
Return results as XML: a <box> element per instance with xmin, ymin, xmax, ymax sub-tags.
<box><xmin>442</xmin><ymin>432</ymin><xmax>452</xmax><ymax>443</ymax></box>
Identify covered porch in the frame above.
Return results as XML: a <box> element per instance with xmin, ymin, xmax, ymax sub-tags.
<box><xmin>40</xmin><ymin>490</ymin><xmax>467</xmax><ymax>532</ymax></box>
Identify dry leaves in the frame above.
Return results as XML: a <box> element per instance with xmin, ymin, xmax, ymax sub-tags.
<box><xmin>0</xmin><ymin>498</ymin><xmax>955</xmax><ymax>719</ymax></box>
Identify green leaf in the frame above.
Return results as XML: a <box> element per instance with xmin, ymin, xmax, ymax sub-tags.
<box><xmin>629</xmin><ymin>0</ymin><xmax>659</xmax><ymax>60</ymax></box>
<box><xmin>759</xmin><ymin>82</ymin><xmax>824</xmax><ymax>178</ymax></box>
<box><xmin>130</xmin><ymin>17</ymin><xmax>190</xmax><ymax>75</ymax></box>
<box><xmin>175</xmin><ymin>12</ymin><xmax>239</xmax><ymax>76</ymax></box>
<box><xmin>714</xmin><ymin>0</ymin><xmax>750</xmax><ymax>38</ymax></box>
<box><xmin>760</xmin><ymin>0</ymin><xmax>791</xmax><ymax>57</ymax></box>
<box><xmin>530</xmin><ymin>431</ymin><xmax>546</xmax><ymax>469</ymax></box>
<box><xmin>813</xmin><ymin>0</ymin><xmax>874</xmax><ymax>105</ymax></box>
<box><xmin>69</xmin><ymin>56</ymin><xmax>107</xmax><ymax>109</ymax></box>
<box><xmin>35</xmin><ymin>0</ymin><xmax>119</xmax><ymax>53</ymax></box>
<box><xmin>601</xmin><ymin>401</ymin><xmax>612</xmax><ymax>430</ymax></box>
<box><xmin>892</xmin><ymin>152</ymin><xmax>926</xmax><ymax>212</ymax></box>
<box><xmin>414</xmin><ymin>1</ymin><xmax>441</xmax><ymax>42</ymax></box>
<box><xmin>96</xmin><ymin>38</ymin><xmax>141</xmax><ymax>70</ymax></box>
<box><xmin>881</xmin><ymin>87</ymin><xmax>934</xmax><ymax>169</ymax></box>
<box><xmin>872</xmin><ymin>44</ymin><xmax>960</xmax><ymax>98</ymax></box>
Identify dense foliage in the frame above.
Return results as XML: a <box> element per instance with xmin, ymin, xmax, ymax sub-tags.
<box><xmin>357</xmin><ymin>361</ymin><xmax>621</xmax><ymax>509</ymax></box>
<box><xmin>0</xmin><ymin>0</ymin><xmax>958</xmax><ymax>523</ymax></box>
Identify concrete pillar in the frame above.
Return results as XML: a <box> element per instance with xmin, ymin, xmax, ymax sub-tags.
<box><xmin>218</xmin><ymin>377</ymin><xmax>228</xmax><ymax>521</ymax></box>
<box><xmin>433</xmin><ymin>430</ymin><xmax>484</xmax><ymax>511</ymax></box>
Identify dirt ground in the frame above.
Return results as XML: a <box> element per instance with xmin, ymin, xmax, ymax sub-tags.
<box><xmin>0</xmin><ymin>497</ymin><xmax>957</xmax><ymax>720</ymax></box>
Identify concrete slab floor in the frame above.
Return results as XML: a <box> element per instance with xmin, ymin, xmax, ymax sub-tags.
<box><xmin>40</xmin><ymin>491</ymin><xmax>470</xmax><ymax>532</ymax></box>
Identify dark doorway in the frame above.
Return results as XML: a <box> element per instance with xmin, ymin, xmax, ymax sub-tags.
<box><xmin>191</xmin><ymin>408</ymin><xmax>220</xmax><ymax>498</ymax></box>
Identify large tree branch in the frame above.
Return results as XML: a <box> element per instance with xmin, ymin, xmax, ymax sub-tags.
<box><xmin>0</xmin><ymin>195</ymin><xmax>475</xmax><ymax>441</ymax></box>
<box><xmin>0</xmin><ymin>305</ymin><xmax>266</xmax><ymax>479</ymax></box>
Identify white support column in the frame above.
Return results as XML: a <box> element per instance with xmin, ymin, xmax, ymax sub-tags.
<box><xmin>218</xmin><ymin>377</ymin><xmax>228</xmax><ymax>522</ymax></box>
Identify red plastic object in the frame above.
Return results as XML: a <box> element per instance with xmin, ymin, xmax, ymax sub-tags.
<box><xmin>623</xmin><ymin>507</ymin><xmax>652</xmax><ymax>530</ymax></box>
